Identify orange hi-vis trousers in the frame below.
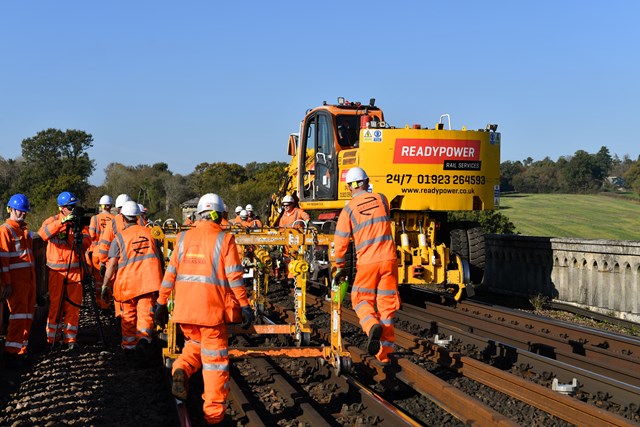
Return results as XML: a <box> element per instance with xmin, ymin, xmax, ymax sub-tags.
<box><xmin>3</xmin><ymin>270</ymin><xmax>36</xmax><ymax>355</ymax></box>
<box><xmin>118</xmin><ymin>293</ymin><xmax>156</xmax><ymax>350</ymax></box>
<box><xmin>350</xmin><ymin>259</ymin><xmax>400</xmax><ymax>363</ymax></box>
<box><xmin>173</xmin><ymin>323</ymin><xmax>230</xmax><ymax>425</ymax></box>
<box><xmin>46</xmin><ymin>269</ymin><xmax>83</xmax><ymax>344</ymax></box>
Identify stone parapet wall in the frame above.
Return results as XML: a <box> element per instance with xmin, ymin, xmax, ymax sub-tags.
<box><xmin>485</xmin><ymin>235</ymin><xmax>640</xmax><ymax>321</ymax></box>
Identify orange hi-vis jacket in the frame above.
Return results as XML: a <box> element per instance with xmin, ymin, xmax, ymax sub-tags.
<box><xmin>38</xmin><ymin>214</ymin><xmax>91</xmax><ymax>270</ymax></box>
<box><xmin>98</xmin><ymin>214</ymin><xmax>143</xmax><ymax>265</ymax></box>
<box><xmin>240</xmin><ymin>218</ymin><xmax>262</xmax><ymax>229</ymax></box>
<box><xmin>334</xmin><ymin>191</ymin><xmax>397</xmax><ymax>268</ymax></box>
<box><xmin>278</xmin><ymin>207</ymin><xmax>310</xmax><ymax>229</ymax></box>
<box><xmin>0</xmin><ymin>220</ymin><xmax>36</xmax><ymax>282</ymax></box>
<box><xmin>158</xmin><ymin>221</ymin><xmax>249</xmax><ymax>326</ymax></box>
<box><xmin>110</xmin><ymin>224</ymin><xmax>163</xmax><ymax>301</ymax></box>
<box><xmin>88</xmin><ymin>211</ymin><xmax>114</xmax><ymax>250</ymax></box>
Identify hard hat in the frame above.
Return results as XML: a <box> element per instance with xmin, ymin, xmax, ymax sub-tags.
<box><xmin>115</xmin><ymin>194</ymin><xmax>132</xmax><ymax>209</ymax></box>
<box><xmin>282</xmin><ymin>195</ymin><xmax>294</xmax><ymax>204</ymax></box>
<box><xmin>197</xmin><ymin>193</ymin><xmax>225</xmax><ymax>214</ymax></box>
<box><xmin>137</xmin><ymin>203</ymin><xmax>146</xmax><ymax>213</ymax></box>
<box><xmin>57</xmin><ymin>191</ymin><xmax>78</xmax><ymax>207</ymax></box>
<box><xmin>99</xmin><ymin>195</ymin><xmax>113</xmax><ymax>205</ymax></box>
<box><xmin>223</xmin><ymin>204</ymin><xmax>229</xmax><ymax>213</ymax></box>
<box><xmin>7</xmin><ymin>194</ymin><xmax>30</xmax><ymax>212</ymax></box>
<box><xmin>240</xmin><ymin>209</ymin><xmax>248</xmax><ymax>220</ymax></box>
<box><xmin>121</xmin><ymin>201</ymin><xmax>140</xmax><ymax>217</ymax></box>
<box><xmin>345</xmin><ymin>167</ymin><xmax>368</xmax><ymax>184</ymax></box>
<box><xmin>245</xmin><ymin>204</ymin><xmax>254</xmax><ymax>211</ymax></box>
<box><xmin>235</xmin><ymin>206</ymin><xmax>243</xmax><ymax>214</ymax></box>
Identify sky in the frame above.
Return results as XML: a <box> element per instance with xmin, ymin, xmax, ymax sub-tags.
<box><xmin>1</xmin><ymin>1</ymin><xmax>638</xmax><ymax>186</ymax></box>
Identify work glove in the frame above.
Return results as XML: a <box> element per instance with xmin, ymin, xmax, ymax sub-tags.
<box><xmin>99</xmin><ymin>264</ymin><xmax>106</xmax><ymax>278</ymax></box>
<box><xmin>61</xmin><ymin>214</ymin><xmax>75</xmax><ymax>224</ymax></box>
<box><xmin>0</xmin><ymin>285</ymin><xmax>12</xmax><ymax>300</ymax></box>
<box><xmin>240</xmin><ymin>305</ymin><xmax>254</xmax><ymax>329</ymax></box>
<box><xmin>101</xmin><ymin>285</ymin><xmax>110</xmax><ymax>302</ymax></box>
<box><xmin>154</xmin><ymin>303</ymin><xmax>169</xmax><ymax>329</ymax></box>
<box><xmin>334</xmin><ymin>267</ymin><xmax>347</xmax><ymax>283</ymax></box>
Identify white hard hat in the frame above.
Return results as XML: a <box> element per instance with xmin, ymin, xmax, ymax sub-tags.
<box><xmin>115</xmin><ymin>194</ymin><xmax>132</xmax><ymax>209</ymax></box>
<box><xmin>240</xmin><ymin>209</ymin><xmax>248</xmax><ymax>220</ymax></box>
<box><xmin>223</xmin><ymin>204</ymin><xmax>229</xmax><ymax>213</ymax></box>
<box><xmin>235</xmin><ymin>206</ymin><xmax>243</xmax><ymax>214</ymax></box>
<box><xmin>137</xmin><ymin>203</ymin><xmax>146</xmax><ymax>213</ymax></box>
<box><xmin>121</xmin><ymin>201</ymin><xmax>140</xmax><ymax>217</ymax></box>
<box><xmin>245</xmin><ymin>204</ymin><xmax>254</xmax><ymax>211</ymax></box>
<box><xmin>99</xmin><ymin>195</ymin><xmax>113</xmax><ymax>205</ymax></box>
<box><xmin>345</xmin><ymin>167</ymin><xmax>368</xmax><ymax>184</ymax></box>
<box><xmin>197</xmin><ymin>193</ymin><xmax>225</xmax><ymax>214</ymax></box>
<box><xmin>282</xmin><ymin>195</ymin><xmax>294</xmax><ymax>204</ymax></box>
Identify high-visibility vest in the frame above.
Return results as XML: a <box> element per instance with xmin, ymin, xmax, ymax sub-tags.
<box><xmin>158</xmin><ymin>221</ymin><xmax>249</xmax><ymax>326</ymax></box>
<box><xmin>98</xmin><ymin>214</ymin><xmax>143</xmax><ymax>264</ymax></box>
<box><xmin>111</xmin><ymin>224</ymin><xmax>163</xmax><ymax>301</ymax></box>
<box><xmin>89</xmin><ymin>211</ymin><xmax>114</xmax><ymax>248</ymax></box>
<box><xmin>278</xmin><ymin>208</ymin><xmax>310</xmax><ymax>229</ymax></box>
<box><xmin>334</xmin><ymin>191</ymin><xmax>397</xmax><ymax>267</ymax></box>
<box><xmin>0</xmin><ymin>220</ymin><xmax>36</xmax><ymax>282</ymax></box>
<box><xmin>38</xmin><ymin>214</ymin><xmax>90</xmax><ymax>271</ymax></box>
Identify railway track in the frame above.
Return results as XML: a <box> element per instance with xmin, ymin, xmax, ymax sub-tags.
<box><xmin>3</xmin><ymin>281</ymin><xmax>640</xmax><ymax>426</ymax></box>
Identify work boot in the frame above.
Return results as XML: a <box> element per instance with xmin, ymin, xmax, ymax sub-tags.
<box><xmin>64</xmin><ymin>342</ymin><xmax>80</xmax><ymax>353</ymax></box>
<box><xmin>172</xmin><ymin>368</ymin><xmax>188</xmax><ymax>401</ymax></box>
<box><xmin>135</xmin><ymin>340</ymin><xmax>153</xmax><ymax>366</ymax></box>
<box><xmin>367</xmin><ymin>324</ymin><xmax>382</xmax><ymax>356</ymax></box>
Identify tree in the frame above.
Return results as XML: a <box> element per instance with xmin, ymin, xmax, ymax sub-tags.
<box><xmin>562</xmin><ymin>150</ymin><xmax>605</xmax><ymax>193</ymax></box>
<box><xmin>17</xmin><ymin>128</ymin><xmax>95</xmax><ymax>208</ymax></box>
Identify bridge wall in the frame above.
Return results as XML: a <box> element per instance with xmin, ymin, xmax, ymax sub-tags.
<box><xmin>485</xmin><ymin>235</ymin><xmax>640</xmax><ymax>322</ymax></box>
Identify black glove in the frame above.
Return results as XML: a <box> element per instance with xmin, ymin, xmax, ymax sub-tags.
<box><xmin>100</xmin><ymin>264</ymin><xmax>106</xmax><ymax>278</ymax></box>
<box><xmin>240</xmin><ymin>305</ymin><xmax>254</xmax><ymax>329</ymax></box>
<box><xmin>154</xmin><ymin>303</ymin><xmax>169</xmax><ymax>328</ymax></box>
<box><xmin>101</xmin><ymin>285</ymin><xmax>110</xmax><ymax>302</ymax></box>
<box><xmin>36</xmin><ymin>293</ymin><xmax>48</xmax><ymax>307</ymax></box>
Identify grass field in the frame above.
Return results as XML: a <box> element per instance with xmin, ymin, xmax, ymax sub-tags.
<box><xmin>498</xmin><ymin>193</ymin><xmax>640</xmax><ymax>240</ymax></box>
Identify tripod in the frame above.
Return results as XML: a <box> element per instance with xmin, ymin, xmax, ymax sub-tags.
<box><xmin>50</xmin><ymin>220</ymin><xmax>107</xmax><ymax>351</ymax></box>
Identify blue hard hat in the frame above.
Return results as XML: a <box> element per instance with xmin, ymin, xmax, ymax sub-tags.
<box><xmin>7</xmin><ymin>194</ymin><xmax>31</xmax><ymax>212</ymax></box>
<box><xmin>57</xmin><ymin>191</ymin><xmax>78</xmax><ymax>207</ymax></box>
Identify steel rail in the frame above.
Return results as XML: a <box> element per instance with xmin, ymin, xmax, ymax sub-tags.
<box><xmin>409</xmin><ymin>300</ymin><xmax>640</xmax><ymax>387</ymax></box>
<box><xmin>307</xmin><ymin>294</ymin><xmax>638</xmax><ymax>427</ymax></box>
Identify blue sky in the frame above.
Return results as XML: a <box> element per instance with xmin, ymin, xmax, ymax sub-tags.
<box><xmin>1</xmin><ymin>1</ymin><xmax>638</xmax><ymax>186</ymax></box>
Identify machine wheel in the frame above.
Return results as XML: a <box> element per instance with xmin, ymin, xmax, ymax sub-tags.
<box><xmin>334</xmin><ymin>355</ymin><xmax>352</xmax><ymax>376</ymax></box>
<box><xmin>449</xmin><ymin>221</ymin><xmax>485</xmax><ymax>285</ymax></box>
<box><xmin>295</xmin><ymin>331</ymin><xmax>311</xmax><ymax>347</ymax></box>
<box><xmin>466</xmin><ymin>226</ymin><xmax>486</xmax><ymax>285</ymax></box>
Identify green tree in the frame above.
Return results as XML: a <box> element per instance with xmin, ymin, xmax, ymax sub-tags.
<box><xmin>623</xmin><ymin>160</ymin><xmax>640</xmax><ymax>196</ymax></box>
<box><xmin>17</xmin><ymin>128</ymin><xmax>95</xmax><ymax>209</ymax></box>
<box><xmin>562</xmin><ymin>150</ymin><xmax>605</xmax><ymax>193</ymax></box>
<box><xmin>448</xmin><ymin>210</ymin><xmax>517</xmax><ymax>234</ymax></box>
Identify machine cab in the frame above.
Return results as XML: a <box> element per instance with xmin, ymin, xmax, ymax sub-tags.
<box><xmin>297</xmin><ymin>99</ymin><xmax>382</xmax><ymax>202</ymax></box>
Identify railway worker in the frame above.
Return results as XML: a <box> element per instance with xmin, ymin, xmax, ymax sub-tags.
<box><xmin>137</xmin><ymin>203</ymin><xmax>149</xmax><ymax>226</ymax></box>
<box><xmin>240</xmin><ymin>209</ymin><xmax>262</xmax><ymax>229</ymax></box>
<box><xmin>232</xmin><ymin>206</ymin><xmax>243</xmax><ymax>225</ymax></box>
<box><xmin>101</xmin><ymin>201</ymin><xmax>162</xmax><ymax>360</ymax></box>
<box><xmin>278</xmin><ymin>195</ymin><xmax>310</xmax><ymax>229</ymax></box>
<box><xmin>333</xmin><ymin>167</ymin><xmax>400</xmax><ymax>365</ymax></box>
<box><xmin>0</xmin><ymin>194</ymin><xmax>36</xmax><ymax>367</ymax></box>
<box><xmin>245</xmin><ymin>204</ymin><xmax>263</xmax><ymax>227</ymax></box>
<box><xmin>153</xmin><ymin>193</ymin><xmax>254</xmax><ymax>425</ymax></box>
<box><xmin>88</xmin><ymin>195</ymin><xmax>114</xmax><ymax>310</ymax></box>
<box><xmin>220</xmin><ymin>204</ymin><xmax>230</xmax><ymax>229</ymax></box>
<box><xmin>38</xmin><ymin>191</ymin><xmax>92</xmax><ymax>351</ymax></box>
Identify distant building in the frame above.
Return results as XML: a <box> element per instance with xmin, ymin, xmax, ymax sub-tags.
<box><xmin>606</xmin><ymin>176</ymin><xmax>626</xmax><ymax>189</ymax></box>
<box><xmin>180</xmin><ymin>197</ymin><xmax>199</xmax><ymax>223</ymax></box>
